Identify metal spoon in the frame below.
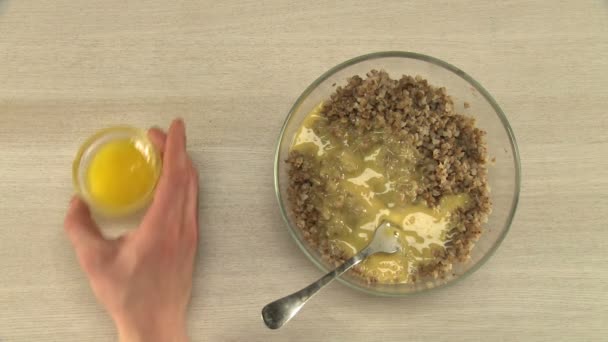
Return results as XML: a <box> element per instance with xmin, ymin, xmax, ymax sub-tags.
<box><xmin>261</xmin><ymin>221</ymin><xmax>402</xmax><ymax>329</ymax></box>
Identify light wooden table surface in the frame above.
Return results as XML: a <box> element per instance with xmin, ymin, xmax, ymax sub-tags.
<box><xmin>1</xmin><ymin>1</ymin><xmax>607</xmax><ymax>341</ymax></box>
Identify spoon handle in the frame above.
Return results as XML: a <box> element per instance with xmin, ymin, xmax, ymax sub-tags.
<box><xmin>262</xmin><ymin>247</ymin><xmax>371</xmax><ymax>329</ymax></box>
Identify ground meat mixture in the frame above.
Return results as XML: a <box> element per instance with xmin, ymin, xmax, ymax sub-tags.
<box><xmin>287</xmin><ymin>70</ymin><xmax>491</xmax><ymax>283</ymax></box>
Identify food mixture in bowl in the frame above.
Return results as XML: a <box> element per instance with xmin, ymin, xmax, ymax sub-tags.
<box><xmin>287</xmin><ymin>70</ymin><xmax>491</xmax><ymax>284</ymax></box>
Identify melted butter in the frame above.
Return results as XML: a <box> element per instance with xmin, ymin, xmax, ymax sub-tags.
<box><xmin>291</xmin><ymin>103</ymin><xmax>470</xmax><ymax>283</ymax></box>
<box><xmin>347</xmin><ymin>168</ymin><xmax>384</xmax><ymax>187</ymax></box>
<box><xmin>292</xmin><ymin>103</ymin><xmax>330</xmax><ymax>157</ymax></box>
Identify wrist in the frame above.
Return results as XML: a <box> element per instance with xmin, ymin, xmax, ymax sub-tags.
<box><xmin>114</xmin><ymin>313</ymin><xmax>188</xmax><ymax>342</ymax></box>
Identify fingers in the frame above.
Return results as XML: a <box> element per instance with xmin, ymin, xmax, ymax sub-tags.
<box><xmin>185</xmin><ymin>162</ymin><xmax>199</xmax><ymax>239</ymax></box>
<box><xmin>164</xmin><ymin>119</ymin><xmax>189</xmax><ymax>175</ymax></box>
<box><xmin>142</xmin><ymin>119</ymin><xmax>199</xmax><ymax>241</ymax></box>
<box><xmin>151</xmin><ymin>119</ymin><xmax>190</xmax><ymax>211</ymax></box>
<box><xmin>64</xmin><ymin>196</ymin><xmax>108</xmax><ymax>252</ymax></box>
<box><xmin>141</xmin><ymin>119</ymin><xmax>193</xmax><ymax>235</ymax></box>
<box><xmin>148</xmin><ymin>127</ymin><xmax>167</xmax><ymax>156</ymax></box>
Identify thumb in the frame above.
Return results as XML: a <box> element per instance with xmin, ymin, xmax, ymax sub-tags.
<box><xmin>64</xmin><ymin>196</ymin><xmax>109</xmax><ymax>254</ymax></box>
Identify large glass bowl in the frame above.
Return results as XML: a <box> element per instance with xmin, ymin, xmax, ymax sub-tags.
<box><xmin>275</xmin><ymin>51</ymin><xmax>520</xmax><ymax>296</ymax></box>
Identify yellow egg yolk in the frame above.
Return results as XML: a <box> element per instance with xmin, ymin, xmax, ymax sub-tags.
<box><xmin>86</xmin><ymin>139</ymin><xmax>156</xmax><ymax>212</ymax></box>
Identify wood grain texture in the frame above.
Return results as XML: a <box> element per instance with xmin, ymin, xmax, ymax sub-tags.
<box><xmin>1</xmin><ymin>0</ymin><xmax>607</xmax><ymax>341</ymax></box>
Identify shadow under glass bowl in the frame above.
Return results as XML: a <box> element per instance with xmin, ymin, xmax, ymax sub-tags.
<box><xmin>274</xmin><ymin>51</ymin><xmax>521</xmax><ymax>296</ymax></box>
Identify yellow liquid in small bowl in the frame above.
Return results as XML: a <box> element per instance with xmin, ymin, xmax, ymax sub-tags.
<box><xmin>87</xmin><ymin>139</ymin><xmax>157</xmax><ymax>211</ymax></box>
<box><xmin>73</xmin><ymin>127</ymin><xmax>160</xmax><ymax>217</ymax></box>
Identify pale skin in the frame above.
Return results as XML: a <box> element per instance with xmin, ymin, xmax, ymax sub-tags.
<box><xmin>64</xmin><ymin>119</ymin><xmax>198</xmax><ymax>342</ymax></box>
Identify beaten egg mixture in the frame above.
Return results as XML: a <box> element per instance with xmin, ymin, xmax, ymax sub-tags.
<box><xmin>86</xmin><ymin>139</ymin><xmax>157</xmax><ymax>213</ymax></box>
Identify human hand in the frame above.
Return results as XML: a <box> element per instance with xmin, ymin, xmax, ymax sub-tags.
<box><xmin>64</xmin><ymin>119</ymin><xmax>199</xmax><ymax>342</ymax></box>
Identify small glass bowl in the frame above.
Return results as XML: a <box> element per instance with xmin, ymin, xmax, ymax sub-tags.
<box><xmin>72</xmin><ymin>126</ymin><xmax>161</xmax><ymax>217</ymax></box>
<box><xmin>274</xmin><ymin>51</ymin><xmax>521</xmax><ymax>296</ymax></box>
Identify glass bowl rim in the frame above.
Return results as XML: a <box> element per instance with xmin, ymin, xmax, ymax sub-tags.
<box><xmin>274</xmin><ymin>51</ymin><xmax>521</xmax><ymax>297</ymax></box>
